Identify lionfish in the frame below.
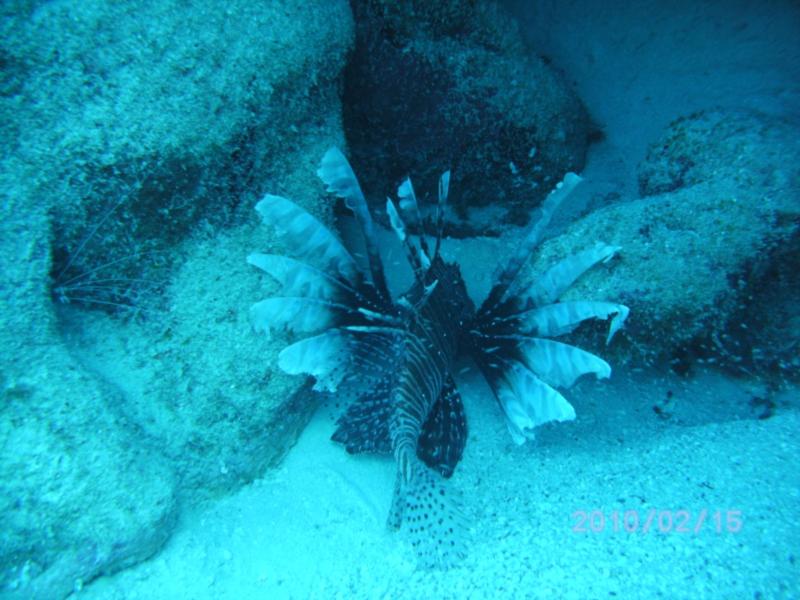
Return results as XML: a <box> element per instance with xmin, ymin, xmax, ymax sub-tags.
<box><xmin>248</xmin><ymin>148</ymin><xmax>628</xmax><ymax>567</ymax></box>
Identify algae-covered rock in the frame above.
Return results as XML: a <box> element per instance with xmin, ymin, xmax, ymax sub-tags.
<box><xmin>343</xmin><ymin>0</ymin><xmax>590</xmax><ymax>232</ymax></box>
<box><xmin>3</xmin><ymin>0</ymin><xmax>353</xmax><ymax>305</ymax></box>
<box><xmin>0</xmin><ymin>0</ymin><xmax>354</xmax><ymax>596</ymax></box>
<box><xmin>0</xmin><ymin>348</ymin><xmax>177</xmax><ymax>600</ymax></box>
<box><xmin>521</xmin><ymin>108</ymin><xmax>800</xmax><ymax>374</ymax></box>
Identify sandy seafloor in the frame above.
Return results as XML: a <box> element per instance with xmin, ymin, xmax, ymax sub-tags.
<box><xmin>77</xmin><ymin>360</ymin><xmax>799</xmax><ymax>599</ymax></box>
<box><xmin>73</xmin><ymin>1</ymin><xmax>800</xmax><ymax>598</ymax></box>
<box><xmin>75</xmin><ymin>234</ymin><xmax>800</xmax><ymax>599</ymax></box>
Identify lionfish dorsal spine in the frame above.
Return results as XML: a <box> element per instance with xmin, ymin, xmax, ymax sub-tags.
<box><xmin>317</xmin><ymin>147</ymin><xmax>391</xmax><ymax>303</ymax></box>
<box><xmin>386</xmin><ymin>196</ymin><xmax>428</xmax><ymax>283</ymax></box>
<box><xmin>433</xmin><ymin>170</ymin><xmax>450</xmax><ymax>260</ymax></box>
<box><xmin>480</xmin><ymin>172</ymin><xmax>583</xmax><ymax>315</ymax></box>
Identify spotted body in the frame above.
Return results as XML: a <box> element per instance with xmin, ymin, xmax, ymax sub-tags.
<box><xmin>249</xmin><ymin>148</ymin><xmax>629</xmax><ymax>567</ymax></box>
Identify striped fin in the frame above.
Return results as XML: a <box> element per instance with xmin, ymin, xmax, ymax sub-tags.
<box><xmin>495</xmin><ymin>360</ymin><xmax>576</xmax><ymax>445</ymax></box>
<box><xmin>250</xmin><ymin>296</ymin><xmax>354</xmax><ymax>338</ymax></box>
<box><xmin>481</xmin><ymin>172</ymin><xmax>582</xmax><ymax>313</ymax></box>
<box><xmin>247</xmin><ymin>253</ymin><xmax>356</xmax><ymax>300</ymax></box>
<box><xmin>326</xmin><ymin>325</ymin><xmax>407</xmax><ymax>453</ymax></box>
<box><xmin>512</xmin><ymin>300</ymin><xmax>629</xmax><ymax>344</ymax></box>
<box><xmin>417</xmin><ymin>374</ymin><xmax>467</xmax><ymax>478</ymax></box>
<box><xmin>255</xmin><ymin>194</ymin><xmax>358</xmax><ymax>283</ymax></box>
<box><xmin>280</xmin><ymin>326</ymin><xmax>403</xmax><ymax>395</ymax></box>
<box><xmin>517</xmin><ymin>337</ymin><xmax>611</xmax><ymax>388</ymax></box>
<box><xmin>278</xmin><ymin>328</ymin><xmax>350</xmax><ymax>392</ymax></box>
<box><xmin>332</xmin><ymin>391</ymin><xmax>393</xmax><ymax>454</ymax></box>
<box><xmin>515</xmin><ymin>244</ymin><xmax>621</xmax><ymax>307</ymax></box>
<box><xmin>317</xmin><ymin>148</ymin><xmax>390</xmax><ymax>300</ymax></box>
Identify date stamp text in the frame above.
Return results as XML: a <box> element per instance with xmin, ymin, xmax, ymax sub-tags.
<box><xmin>571</xmin><ymin>509</ymin><xmax>743</xmax><ymax>534</ymax></box>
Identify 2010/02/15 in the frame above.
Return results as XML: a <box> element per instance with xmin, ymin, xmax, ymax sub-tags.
<box><xmin>571</xmin><ymin>509</ymin><xmax>743</xmax><ymax>534</ymax></box>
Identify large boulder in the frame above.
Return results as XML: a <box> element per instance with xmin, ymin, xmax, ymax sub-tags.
<box><xmin>0</xmin><ymin>0</ymin><xmax>354</xmax><ymax>597</ymax></box>
<box><xmin>342</xmin><ymin>0</ymin><xmax>591</xmax><ymax>232</ymax></box>
<box><xmin>520</xmin><ymin>108</ymin><xmax>800</xmax><ymax>375</ymax></box>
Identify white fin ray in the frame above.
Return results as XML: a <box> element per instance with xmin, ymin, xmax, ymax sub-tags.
<box><xmin>516</xmin><ymin>244</ymin><xmax>621</xmax><ymax>306</ymax></box>
<box><xmin>495</xmin><ymin>360</ymin><xmax>576</xmax><ymax>445</ymax></box>
<box><xmin>517</xmin><ymin>337</ymin><xmax>611</xmax><ymax>388</ymax></box>
<box><xmin>255</xmin><ymin>194</ymin><xmax>358</xmax><ymax>283</ymax></box>
<box><xmin>514</xmin><ymin>300</ymin><xmax>629</xmax><ymax>344</ymax></box>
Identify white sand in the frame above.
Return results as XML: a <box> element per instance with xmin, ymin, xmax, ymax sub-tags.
<box><xmin>78</xmin><ymin>364</ymin><xmax>799</xmax><ymax>599</ymax></box>
<box><xmin>60</xmin><ymin>173</ymin><xmax>800</xmax><ymax>600</ymax></box>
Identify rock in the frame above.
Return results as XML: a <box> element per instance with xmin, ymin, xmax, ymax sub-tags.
<box><xmin>4</xmin><ymin>0</ymin><xmax>354</xmax><ymax>310</ymax></box>
<box><xmin>343</xmin><ymin>0</ymin><xmax>591</xmax><ymax>232</ymax></box>
<box><xmin>521</xmin><ymin>108</ymin><xmax>800</xmax><ymax>374</ymax></box>
<box><xmin>0</xmin><ymin>0</ymin><xmax>354</xmax><ymax>596</ymax></box>
<box><xmin>0</xmin><ymin>351</ymin><xmax>177</xmax><ymax>600</ymax></box>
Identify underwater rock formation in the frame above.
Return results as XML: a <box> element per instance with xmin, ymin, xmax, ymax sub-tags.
<box><xmin>0</xmin><ymin>0</ymin><xmax>355</xmax><ymax>597</ymax></box>
<box><xmin>525</xmin><ymin>108</ymin><xmax>800</xmax><ymax>374</ymax></box>
<box><xmin>343</xmin><ymin>0</ymin><xmax>591</xmax><ymax>232</ymax></box>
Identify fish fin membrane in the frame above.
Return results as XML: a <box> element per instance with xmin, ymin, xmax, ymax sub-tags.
<box><xmin>517</xmin><ymin>337</ymin><xmax>611</xmax><ymax>388</ymax></box>
<box><xmin>417</xmin><ymin>374</ymin><xmax>467</xmax><ymax>479</ymax></box>
<box><xmin>494</xmin><ymin>360</ymin><xmax>576</xmax><ymax>445</ymax></box>
<box><xmin>250</xmin><ymin>296</ymin><xmax>354</xmax><ymax>338</ymax></box>
<box><xmin>513</xmin><ymin>243</ymin><xmax>620</xmax><ymax>306</ymax></box>
<box><xmin>513</xmin><ymin>300</ymin><xmax>629</xmax><ymax>344</ymax></box>
<box><xmin>482</xmin><ymin>172</ymin><xmax>582</xmax><ymax>312</ymax></box>
<box><xmin>279</xmin><ymin>326</ymin><xmax>402</xmax><ymax>394</ymax></box>
<box><xmin>317</xmin><ymin>147</ymin><xmax>390</xmax><ymax>300</ymax></box>
<box><xmin>254</xmin><ymin>194</ymin><xmax>358</xmax><ymax>283</ymax></box>
<box><xmin>331</xmin><ymin>390</ymin><xmax>393</xmax><ymax>454</ymax></box>
<box><xmin>393</xmin><ymin>461</ymin><xmax>468</xmax><ymax>569</ymax></box>
<box><xmin>247</xmin><ymin>252</ymin><xmax>355</xmax><ymax>300</ymax></box>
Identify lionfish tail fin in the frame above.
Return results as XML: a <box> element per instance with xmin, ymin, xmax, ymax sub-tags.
<box><xmin>389</xmin><ymin>460</ymin><xmax>468</xmax><ymax>569</ymax></box>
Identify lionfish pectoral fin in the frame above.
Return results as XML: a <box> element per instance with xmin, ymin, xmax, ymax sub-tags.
<box><xmin>514</xmin><ymin>243</ymin><xmax>621</xmax><ymax>306</ymax></box>
<box><xmin>496</xmin><ymin>361</ymin><xmax>576</xmax><ymax>444</ymax></box>
<box><xmin>253</xmin><ymin>194</ymin><xmax>359</xmax><ymax>283</ymax></box>
<box><xmin>481</xmin><ymin>172</ymin><xmax>582</xmax><ymax>314</ymax></box>
<box><xmin>417</xmin><ymin>374</ymin><xmax>467</xmax><ymax>478</ymax></box>
<box><xmin>327</xmin><ymin>326</ymin><xmax>404</xmax><ymax>453</ymax></box>
<box><xmin>331</xmin><ymin>391</ymin><xmax>393</xmax><ymax>454</ymax></box>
